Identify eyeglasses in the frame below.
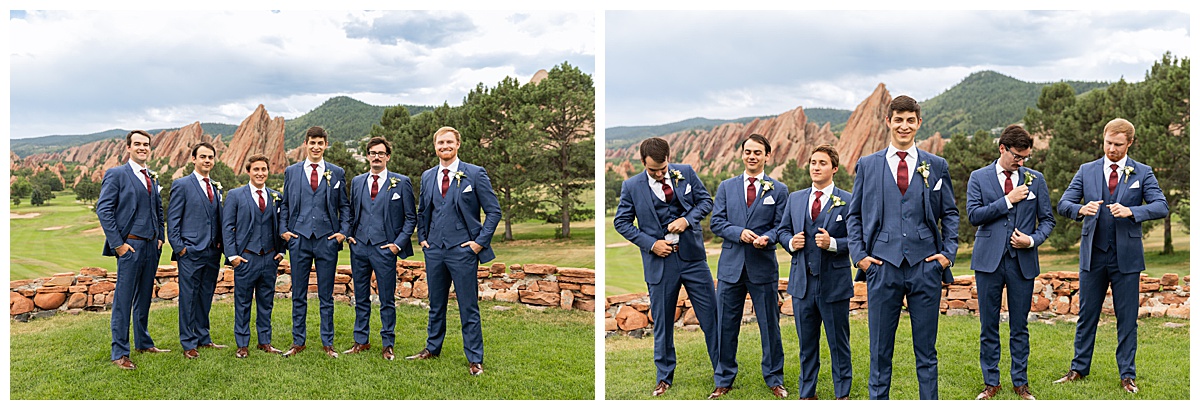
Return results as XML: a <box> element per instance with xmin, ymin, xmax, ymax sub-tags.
<box><xmin>1005</xmin><ymin>146</ymin><xmax>1032</xmax><ymax>162</ymax></box>
<box><xmin>366</xmin><ymin>151</ymin><xmax>389</xmax><ymax>158</ymax></box>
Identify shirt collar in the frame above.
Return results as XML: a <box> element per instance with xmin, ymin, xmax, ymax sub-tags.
<box><xmin>370</xmin><ymin>168</ymin><xmax>389</xmax><ymax>179</ymax></box>
<box><xmin>743</xmin><ymin>171</ymin><xmax>765</xmax><ymax>183</ymax></box>
<box><xmin>193</xmin><ymin>170</ymin><xmax>210</xmax><ymax>182</ymax></box>
<box><xmin>128</xmin><ymin>159</ymin><xmax>147</xmax><ymax>175</ymax></box>
<box><xmin>811</xmin><ymin>183</ymin><xmax>835</xmax><ymax>197</ymax></box>
<box><xmin>995</xmin><ymin>161</ymin><xmax>1016</xmax><ymax>177</ymax></box>
<box><xmin>886</xmin><ymin>144</ymin><xmax>918</xmax><ymax>160</ymax></box>
<box><xmin>646</xmin><ymin>163</ymin><xmax>672</xmax><ymax>183</ymax></box>
<box><xmin>1105</xmin><ymin>156</ymin><xmax>1128</xmax><ymax>171</ymax></box>
<box><xmin>439</xmin><ymin>158</ymin><xmax>461</xmax><ymax>176</ymax></box>
<box><xmin>304</xmin><ymin>158</ymin><xmax>325</xmax><ymax>170</ymax></box>
<box><xmin>248</xmin><ymin>182</ymin><xmax>266</xmax><ymax>192</ymax></box>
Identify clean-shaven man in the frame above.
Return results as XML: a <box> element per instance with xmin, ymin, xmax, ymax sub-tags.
<box><xmin>223</xmin><ymin>155</ymin><xmax>286</xmax><ymax>358</ymax></box>
<box><xmin>167</xmin><ymin>142</ymin><xmax>227</xmax><ymax>359</ymax></box>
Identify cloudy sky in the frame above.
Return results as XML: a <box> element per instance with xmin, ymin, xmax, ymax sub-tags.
<box><xmin>8</xmin><ymin>9</ymin><xmax>594</xmax><ymax>138</ymax></box>
<box><xmin>606</xmin><ymin>10</ymin><xmax>1190</xmax><ymax>127</ymax></box>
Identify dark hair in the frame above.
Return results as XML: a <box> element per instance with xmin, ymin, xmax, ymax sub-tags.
<box><xmin>810</xmin><ymin>144</ymin><xmax>841</xmax><ymax>169</ymax></box>
<box><xmin>190</xmin><ymin>142</ymin><xmax>216</xmax><ymax>158</ymax></box>
<box><xmin>125</xmin><ymin>130</ymin><xmax>152</xmax><ymax>147</ymax></box>
<box><xmin>366</xmin><ymin>136</ymin><xmax>391</xmax><ymax>155</ymax></box>
<box><xmin>305</xmin><ymin>126</ymin><xmax>328</xmax><ymax>143</ymax></box>
<box><xmin>740</xmin><ymin>133</ymin><xmax>772</xmax><ymax>154</ymax></box>
<box><xmin>245</xmin><ymin>155</ymin><xmax>270</xmax><ymax>172</ymax></box>
<box><xmin>887</xmin><ymin>95</ymin><xmax>921</xmax><ymax>119</ymax></box>
<box><xmin>639</xmin><ymin>137</ymin><xmax>670</xmax><ymax>163</ymax></box>
<box><xmin>998</xmin><ymin>124</ymin><xmax>1033</xmax><ymax>151</ymax></box>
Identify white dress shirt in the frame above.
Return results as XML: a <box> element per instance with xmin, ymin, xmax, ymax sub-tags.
<box><xmin>788</xmin><ymin>183</ymin><xmax>839</xmax><ymax>253</ymax></box>
<box><xmin>996</xmin><ymin>162</ymin><xmax>1017</xmax><ymax>209</ymax></box>
<box><xmin>742</xmin><ymin>171</ymin><xmax>764</xmax><ymax>204</ymax></box>
<box><xmin>885</xmin><ymin>144</ymin><xmax>919</xmax><ymax>186</ymax></box>
<box><xmin>128</xmin><ymin>160</ymin><xmax>151</xmax><ymax>191</ymax></box>
<box><xmin>303</xmin><ymin>158</ymin><xmax>327</xmax><ymax>186</ymax></box>
<box><xmin>646</xmin><ymin>166</ymin><xmax>674</xmax><ymax>203</ymax></box>
<box><xmin>438</xmin><ymin>158</ymin><xmax>461</xmax><ymax>196</ymax></box>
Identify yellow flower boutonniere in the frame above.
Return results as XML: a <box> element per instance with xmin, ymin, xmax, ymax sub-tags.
<box><xmin>916</xmin><ymin>161</ymin><xmax>931</xmax><ymax>187</ymax></box>
<box><xmin>1023</xmin><ymin>171</ymin><xmax>1036</xmax><ymax>186</ymax></box>
<box><xmin>388</xmin><ymin>177</ymin><xmax>399</xmax><ymax>189</ymax></box>
<box><xmin>759</xmin><ymin>180</ymin><xmax>774</xmax><ymax>192</ymax></box>
<box><xmin>1122</xmin><ymin>166</ymin><xmax>1135</xmax><ymax>183</ymax></box>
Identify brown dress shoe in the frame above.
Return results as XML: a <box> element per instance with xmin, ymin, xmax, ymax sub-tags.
<box><xmin>1121</xmin><ymin>378</ymin><xmax>1138</xmax><ymax>393</ymax></box>
<box><xmin>1013</xmin><ymin>384</ymin><xmax>1036</xmax><ymax>400</ymax></box>
<box><xmin>770</xmin><ymin>385</ymin><xmax>788</xmax><ymax>398</ymax></box>
<box><xmin>257</xmin><ymin>344</ymin><xmax>283</xmax><ymax>354</ymax></box>
<box><xmin>707</xmin><ymin>386</ymin><xmax>731</xmax><ymax>399</ymax></box>
<box><xmin>342</xmin><ymin>342</ymin><xmax>371</xmax><ymax>355</ymax></box>
<box><xmin>799</xmin><ymin>396</ymin><xmax>818</xmax><ymax>400</ymax></box>
<box><xmin>651</xmin><ymin>381</ymin><xmax>670</xmax><ymax>397</ymax></box>
<box><xmin>200</xmin><ymin>343</ymin><xmax>228</xmax><ymax>349</ymax></box>
<box><xmin>975</xmin><ymin>384</ymin><xmax>1001</xmax><ymax>400</ymax></box>
<box><xmin>405</xmin><ymin>348</ymin><xmax>439</xmax><ymax>360</ymax></box>
<box><xmin>135</xmin><ymin>347</ymin><xmax>171</xmax><ymax>353</ymax></box>
<box><xmin>112</xmin><ymin>356</ymin><xmax>136</xmax><ymax>370</ymax></box>
<box><xmin>282</xmin><ymin>344</ymin><xmax>306</xmax><ymax>357</ymax></box>
<box><xmin>469</xmin><ymin>362</ymin><xmax>484</xmax><ymax>376</ymax></box>
<box><xmin>1054</xmin><ymin>370</ymin><xmax>1085</xmax><ymax>384</ymax></box>
<box><xmin>322</xmin><ymin>345</ymin><xmax>339</xmax><ymax>358</ymax></box>
<box><xmin>836</xmin><ymin>396</ymin><xmax>849</xmax><ymax>400</ymax></box>
<box><xmin>183</xmin><ymin>349</ymin><xmax>199</xmax><ymax>359</ymax></box>
<box><xmin>235</xmin><ymin>347</ymin><xmax>249</xmax><ymax>358</ymax></box>
<box><xmin>382</xmin><ymin>346</ymin><xmax>395</xmax><ymax>361</ymax></box>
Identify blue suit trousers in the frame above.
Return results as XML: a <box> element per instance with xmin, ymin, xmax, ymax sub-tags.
<box><xmin>177</xmin><ymin>247</ymin><xmax>221</xmax><ymax>350</ymax></box>
<box><xmin>714</xmin><ymin>267</ymin><xmax>783</xmax><ymax>388</ymax></box>
<box><xmin>866</xmin><ymin>260</ymin><xmax>943</xmax><ymax>400</ymax></box>
<box><xmin>423</xmin><ymin>245</ymin><xmax>484</xmax><ymax>363</ymax></box>
<box><xmin>976</xmin><ymin>253</ymin><xmax>1034</xmax><ymax>387</ymax></box>
<box><xmin>110</xmin><ymin>238</ymin><xmax>160</xmax><ymax>360</ymax></box>
<box><xmin>350</xmin><ymin>241</ymin><xmax>399</xmax><ymax>347</ymax></box>
<box><xmin>792</xmin><ymin>273</ymin><xmax>853</xmax><ymax>398</ymax></box>
<box><xmin>233</xmin><ymin>252</ymin><xmax>277</xmax><ymax>348</ymax></box>
<box><xmin>289</xmin><ymin>235</ymin><xmax>339</xmax><ymax>347</ymax></box>
<box><xmin>1072</xmin><ymin>249</ymin><xmax>1140</xmax><ymax>379</ymax></box>
<box><xmin>647</xmin><ymin>253</ymin><xmax>719</xmax><ymax>386</ymax></box>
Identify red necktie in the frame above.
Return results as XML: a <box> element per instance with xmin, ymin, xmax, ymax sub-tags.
<box><xmin>812</xmin><ymin>191</ymin><xmax>823</xmax><ymax>221</ymax></box>
<box><xmin>660</xmin><ymin>179</ymin><xmax>674</xmax><ymax>203</ymax></box>
<box><xmin>746</xmin><ymin>177</ymin><xmax>757</xmax><ymax>207</ymax></box>
<box><xmin>140</xmin><ymin>169</ymin><xmax>152</xmax><ymax>195</ymax></box>
<box><xmin>203</xmin><ymin>177</ymin><xmax>214</xmax><ymax>202</ymax></box>
<box><xmin>371</xmin><ymin>175</ymin><xmax>380</xmax><ymax>200</ymax></box>
<box><xmin>1003</xmin><ymin>171</ymin><xmax>1013</xmax><ymax>194</ymax></box>
<box><xmin>441</xmin><ymin>169</ymin><xmax>450</xmax><ymax>198</ymax></box>
<box><xmin>1109</xmin><ymin>164</ymin><xmax>1119</xmax><ymax>195</ymax></box>
<box><xmin>896</xmin><ymin>151</ymin><xmax>909</xmax><ymax>195</ymax></box>
<box><xmin>257</xmin><ymin>189</ymin><xmax>266</xmax><ymax>212</ymax></box>
<box><xmin>310</xmin><ymin>164</ymin><xmax>319</xmax><ymax>191</ymax></box>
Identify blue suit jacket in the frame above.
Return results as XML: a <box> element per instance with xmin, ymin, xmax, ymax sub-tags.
<box><xmin>710</xmin><ymin>175</ymin><xmax>788</xmax><ymax>285</ymax></box>
<box><xmin>416</xmin><ymin>161</ymin><xmax>502</xmax><ymax>264</ymax></box>
<box><xmin>1057</xmin><ymin>157</ymin><xmax>1168</xmax><ymax>273</ymax></box>
<box><xmin>613</xmin><ymin>164</ymin><xmax>713</xmax><ymax>285</ymax></box>
<box><xmin>349</xmin><ymin>171</ymin><xmax>417</xmax><ymax>259</ymax></box>
<box><xmin>775</xmin><ymin>187</ymin><xmax>853</xmax><ymax>302</ymax></box>
<box><xmin>278</xmin><ymin>161</ymin><xmax>351</xmax><ymax>245</ymax></box>
<box><xmin>847</xmin><ymin>149</ymin><xmax>959</xmax><ymax>283</ymax></box>
<box><xmin>167</xmin><ymin>173</ymin><xmax>223</xmax><ymax>259</ymax></box>
<box><xmin>966</xmin><ymin>162</ymin><xmax>1055</xmax><ymax>279</ymax></box>
<box><xmin>96</xmin><ymin>163</ymin><xmax>165</xmax><ymax>257</ymax></box>
<box><xmin>221</xmin><ymin>185</ymin><xmax>286</xmax><ymax>260</ymax></box>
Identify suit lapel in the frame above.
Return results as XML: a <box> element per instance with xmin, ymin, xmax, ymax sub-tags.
<box><xmin>188</xmin><ymin>175</ymin><xmax>215</xmax><ymax>217</ymax></box>
<box><xmin>818</xmin><ymin>189</ymin><xmax>836</xmax><ymax>229</ymax></box>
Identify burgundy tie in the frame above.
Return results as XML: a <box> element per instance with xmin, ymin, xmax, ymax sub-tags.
<box><xmin>660</xmin><ymin>179</ymin><xmax>674</xmax><ymax>203</ymax></box>
<box><xmin>257</xmin><ymin>189</ymin><xmax>266</xmax><ymax>212</ymax></box>
<box><xmin>746</xmin><ymin>177</ymin><xmax>757</xmax><ymax>207</ymax></box>
<box><xmin>896</xmin><ymin>151</ymin><xmax>909</xmax><ymax>195</ymax></box>
<box><xmin>811</xmin><ymin>191</ymin><xmax>823</xmax><ymax>221</ymax></box>
<box><xmin>310</xmin><ymin>164</ymin><xmax>319</xmax><ymax>191</ymax></box>
<box><xmin>140</xmin><ymin>169</ymin><xmax>152</xmax><ymax>195</ymax></box>
<box><xmin>441</xmin><ymin>169</ymin><xmax>450</xmax><ymax>198</ymax></box>
<box><xmin>203</xmin><ymin>177</ymin><xmax>214</xmax><ymax>202</ymax></box>
<box><xmin>1109</xmin><ymin>164</ymin><xmax>1119</xmax><ymax>195</ymax></box>
<box><xmin>1003</xmin><ymin>171</ymin><xmax>1013</xmax><ymax>195</ymax></box>
<box><xmin>371</xmin><ymin>175</ymin><xmax>380</xmax><ymax>200</ymax></box>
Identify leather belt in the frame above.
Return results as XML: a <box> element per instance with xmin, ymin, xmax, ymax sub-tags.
<box><xmin>126</xmin><ymin>234</ymin><xmax>149</xmax><ymax>241</ymax></box>
<box><xmin>243</xmin><ymin>248</ymin><xmax>275</xmax><ymax>256</ymax></box>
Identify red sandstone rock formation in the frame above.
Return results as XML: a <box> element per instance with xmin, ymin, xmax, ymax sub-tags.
<box><xmin>833</xmin><ymin>83</ymin><xmax>894</xmax><ymax>175</ymax></box>
<box><xmin>220</xmin><ymin>104</ymin><xmax>288</xmax><ymax>174</ymax></box>
<box><xmin>152</xmin><ymin>122</ymin><xmax>213</xmax><ymax>173</ymax></box>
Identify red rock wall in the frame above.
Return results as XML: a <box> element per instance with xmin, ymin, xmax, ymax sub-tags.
<box><xmin>220</xmin><ymin>104</ymin><xmax>288</xmax><ymax>175</ymax></box>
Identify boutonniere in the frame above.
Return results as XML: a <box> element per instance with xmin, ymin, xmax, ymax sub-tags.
<box><xmin>212</xmin><ymin>181</ymin><xmax>222</xmax><ymax>191</ymax></box>
<box><xmin>147</xmin><ymin>170</ymin><xmax>159</xmax><ymax>180</ymax></box>
<box><xmin>829</xmin><ymin>195</ymin><xmax>846</xmax><ymax>209</ymax></box>
<box><xmin>388</xmin><ymin>177</ymin><xmax>399</xmax><ymax>189</ymax></box>
<box><xmin>916</xmin><ymin>161</ymin><xmax>931</xmax><ymax>187</ymax></box>
<box><xmin>453</xmin><ymin>171</ymin><xmax>466</xmax><ymax>186</ymax></box>
<box><xmin>269</xmin><ymin>191</ymin><xmax>281</xmax><ymax>202</ymax></box>
<box><xmin>1023</xmin><ymin>171</ymin><xmax>1036</xmax><ymax>186</ymax></box>
<box><xmin>323</xmin><ymin>170</ymin><xmax>333</xmax><ymax>182</ymax></box>
<box><xmin>759</xmin><ymin>180</ymin><xmax>774</xmax><ymax>192</ymax></box>
<box><xmin>1122</xmin><ymin>166</ymin><xmax>1135</xmax><ymax>183</ymax></box>
<box><xmin>669</xmin><ymin>169</ymin><xmax>684</xmax><ymax>183</ymax></box>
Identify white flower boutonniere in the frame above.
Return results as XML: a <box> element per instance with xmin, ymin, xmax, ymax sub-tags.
<box><xmin>829</xmin><ymin>195</ymin><xmax>847</xmax><ymax>209</ymax></box>
<box><xmin>916</xmin><ymin>161</ymin><xmax>931</xmax><ymax>187</ymax></box>
<box><xmin>147</xmin><ymin>170</ymin><xmax>159</xmax><ymax>180</ymax></box>
<box><xmin>270</xmin><ymin>191</ymin><xmax>281</xmax><ymax>202</ymax></box>
<box><xmin>1023</xmin><ymin>171</ymin><xmax>1036</xmax><ymax>187</ymax></box>
<box><xmin>388</xmin><ymin>177</ymin><xmax>399</xmax><ymax>189</ymax></box>
<box><xmin>670</xmin><ymin>169</ymin><xmax>684</xmax><ymax>183</ymax></box>
<box><xmin>759</xmin><ymin>180</ymin><xmax>774</xmax><ymax>192</ymax></box>
<box><xmin>212</xmin><ymin>181</ymin><xmax>223</xmax><ymax>191</ymax></box>
<box><xmin>1122</xmin><ymin>166</ymin><xmax>1135</xmax><ymax>183</ymax></box>
<box><xmin>323</xmin><ymin>170</ymin><xmax>333</xmax><ymax>183</ymax></box>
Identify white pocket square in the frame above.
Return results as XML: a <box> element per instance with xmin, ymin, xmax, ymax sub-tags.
<box><xmin>763</xmin><ymin>196</ymin><xmax>776</xmax><ymax>205</ymax></box>
<box><xmin>156</xmin><ymin>186</ymin><xmax>162</xmax><ymax>193</ymax></box>
<box><xmin>334</xmin><ymin>181</ymin><xmax>341</xmax><ymax>189</ymax></box>
<box><xmin>685</xmin><ymin>184</ymin><xmax>692</xmax><ymax>195</ymax></box>
<box><xmin>1027</xmin><ymin>191</ymin><xmax>1037</xmax><ymax>200</ymax></box>
<box><xmin>933</xmin><ymin>178</ymin><xmax>943</xmax><ymax>191</ymax></box>
<box><xmin>463</xmin><ymin>185</ymin><xmax>473</xmax><ymax>193</ymax></box>
<box><xmin>391</xmin><ymin>192</ymin><xmax>401</xmax><ymax>200</ymax></box>
<box><xmin>1130</xmin><ymin>180</ymin><xmax>1140</xmax><ymax>189</ymax></box>
<box><xmin>836</xmin><ymin>214</ymin><xmax>844</xmax><ymax>222</ymax></box>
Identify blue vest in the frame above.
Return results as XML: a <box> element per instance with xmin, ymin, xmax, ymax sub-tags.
<box><xmin>874</xmin><ymin>173</ymin><xmax>938</xmax><ymax>267</ymax></box>
<box><xmin>1094</xmin><ymin>183</ymin><xmax>1118</xmax><ymax>252</ymax></box>
<box><xmin>428</xmin><ymin>188</ymin><xmax>469</xmax><ymax>248</ymax></box>
<box><xmin>354</xmin><ymin>182</ymin><xmax>389</xmax><ymax>245</ymax></box>
<box><xmin>651</xmin><ymin>192</ymin><xmax>687</xmax><ymax>232</ymax></box>
<box><xmin>129</xmin><ymin>185</ymin><xmax>158</xmax><ymax>241</ymax></box>
<box><xmin>804</xmin><ymin>208</ymin><xmax>821</xmax><ymax>276</ymax></box>
<box><xmin>247</xmin><ymin>192</ymin><xmax>276</xmax><ymax>254</ymax></box>
<box><xmin>293</xmin><ymin>182</ymin><xmax>333</xmax><ymax>239</ymax></box>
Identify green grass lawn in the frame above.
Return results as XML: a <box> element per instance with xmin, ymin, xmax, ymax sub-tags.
<box><xmin>10</xmin><ymin>191</ymin><xmax>594</xmax><ymax>280</ymax></box>
<box><xmin>11</xmin><ymin>298</ymin><xmax>594</xmax><ymax>399</ymax></box>
<box><xmin>605</xmin><ymin>314</ymin><xmax>1189</xmax><ymax>400</ymax></box>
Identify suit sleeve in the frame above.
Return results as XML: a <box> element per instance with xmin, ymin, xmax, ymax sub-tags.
<box><xmin>709</xmin><ymin>181</ymin><xmax>744</xmax><ymax>243</ymax></box>
<box><xmin>395</xmin><ymin>176</ymin><xmax>418</xmax><ymax>247</ymax></box>
<box><xmin>935</xmin><ymin>160</ymin><xmax>959</xmax><ymax>264</ymax></box>
<box><xmin>966</xmin><ymin>172</ymin><xmax>1008</xmax><ymax>227</ymax></box>
<box><xmin>1129</xmin><ymin>168</ymin><xmax>1169</xmax><ymax>223</ymax></box>
<box><xmin>166</xmin><ymin>181</ymin><xmax>186</xmax><ymax>254</ymax></box>
<box><xmin>156</xmin><ymin>181</ymin><xmax>165</xmax><ymax>242</ymax></box>
<box><xmin>684</xmin><ymin>170</ymin><xmax>713</xmax><ymax>229</ymax></box>
<box><xmin>1057</xmin><ymin>167</ymin><xmax>1086</xmax><ymax>221</ymax></box>
<box><xmin>846</xmin><ymin>159</ymin><xmax>867</xmax><ymax>266</ymax></box>
<box><xmin>473</xmin><ymin>167</ymin><xmax>502</xmax><ymax>249</ymax></box>
<box><xmin>417</xmin><ymin>171</ymin><xmax>430</xmax><ymax>244</ymax></box>
<box><xmin>336</xmin><ymin>170</ymin><xmax>351</xmax><ymax>236</ymax></box>
<box><xmin>347</xmin><ymin>176</ymin><xmax>359</xmax><ymax>239</ymax></box>
<box><xmin>278</xmin><ymin>168</ymin><xmax>292</xmax><ymax>236</ymax></box>
<box><xmin>95</xmin><ymin>169</ymin><xmax>125</xmax><ymax>252</ymax></box>
<box><xmin>1031</xmin><ymin>176</ymin><xmax>1056</xmax><ymax>247</ymax></box>
<box><xmin>614</xmin><ymin>180</ymin><xmax>658</xmax><ymax>252</ymax></box>
<box><xmin>764</xmin><ymin>185</ymin><xmax>788</xmax><ymax>245</ymax></box>
<box><xmin>222</xmin><ymin>191</ymin><xmax>239</xmax><ymax>260</ymax></box>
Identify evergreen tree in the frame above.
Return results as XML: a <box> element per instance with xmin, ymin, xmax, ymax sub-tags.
<box><xmin>1131</xmin><ymin>52</ymin><xmax>1189</xmax><ymax>254</ymax></box>
<box><xmin>942</xmin><ymin>130</ymin><xmax>999</xmax><ymax>245</ymax></box>
<box><xmin>523</xmin><ymin>62</ymin><xmax>595</xmax><ymax>239</ymax></box>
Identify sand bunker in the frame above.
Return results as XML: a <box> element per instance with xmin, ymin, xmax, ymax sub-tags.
<box><xmin>10</xmin><ymin>212</ymin><xmax>40</xmax><ymax>219</ymax></box>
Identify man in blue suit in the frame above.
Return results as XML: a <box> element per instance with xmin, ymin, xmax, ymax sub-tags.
<box><xmin>847</xmin><ymin>95</ymin><xmax>959</xmax><ymax>400</ymax></box>
<box><xmin>965</xmin><ymin>125</ymin><xmax>1054</xmax><ymax>400</ymax></box>
<box><xmin>344</xmin><ymin>137</ymin><xmax>416</xmax><ymax>361</ymax></box>
<box><xmin>408</xmin><ymin>126</ymin><xmax>501</xmax><ymax>376</ymax></box>
<box><xmin>776</xmin><ymin>145</ymin><xmax>854</xmax><ymax>400</ymax></box>
<box><xmin>96</xmin><ymin>130</ymin><xmax>170</xmax><ymax>369</ymax></box>
<box><xmin>278</xmin><ymin>126</ymin><xmax>351</xmax><ymax>358</ymax></box>
<box><xmin>1053</xmin><ymin>118</ymin><xmax>1168</xmax><ymax>394</ymax></box>
<box><xmin>167</xmin><ymin>142</ymin><xmax>227</xmax><ymax>359</ymax></box>
<box><xmin>614</xmin><ymin>137</ymin><xmax>719</xmax><ymax>397</ymax></box>
<box><xmin>222</xmin><ymin>155</ymin><xmax>286</xmax><ymax>358</ymax></box>
<box><xmin>708</xmin><ymin>134</ymin><xmax>789</xmax><ymax>399</ymax></box>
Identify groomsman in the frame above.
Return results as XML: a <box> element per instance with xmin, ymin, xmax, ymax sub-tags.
<box><xmin>1054</xmin><ymin>118</ymin><xmax>1167</xmax><ymax>394</ymax></box>
<box><xmin>847</xmin><ymin>95</ymin><xmax>958</xmax><ymax>400</ymax></box>
<box><xmin>222</xmin><ymin>155</ymin><xmax>286</xmax><ymax>358</ymax></box>
<box><xmin>167</xmin><ymin>142</ymin><xmax>227</xmax><ymax>359</ymax></box>
<box><xmin>776</xmin><ymin>145</ymin><xmax>854</xmax><ymax>400</ymax></box>
<box><xmin>409</xmin><ymin>127</ymin><xmax>501</xmax><ymax>376</ymax></box>
<box><xmin>708</xmin><ymin>134</ymin><xmax>789</xmax><ymax>399</ymax></box>
<box><xmin>279</xmin><ymin>126</ymin><xmax>351</xmax><ymax>358</ymax></box>
<box><xmin>965</xmin><ymin>125</ymin><xmax>1054</xmax><ymax>400</ymax></box>
<box><xmin>97</xmin><ymin>130</ymin><xmax>169</xmax><ymax>369</ymax></box>
<box><xmin>613</xmin><ymin>137</ymin><xmax>719</xmax><ymax>397</ymax></box>
<box><xmin>345</xmin><ymin>137</ymin><xmax>416</xmax><ymax>360</ymax></box>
